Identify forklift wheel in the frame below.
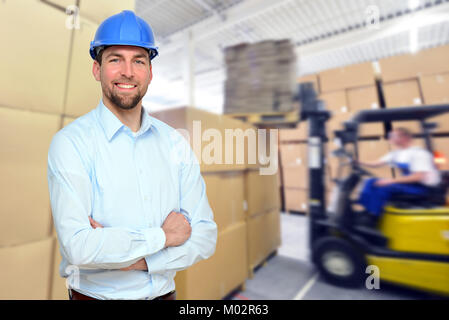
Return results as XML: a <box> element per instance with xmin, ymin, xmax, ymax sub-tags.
<box><xmin>312</xmin><ymin>237</ymin><xmax>366</xmax><ymax>288</ymax></box>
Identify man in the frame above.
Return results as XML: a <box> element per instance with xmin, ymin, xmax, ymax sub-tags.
<box><xmin>357</xmin><ymin>128</ymin><xmax>440</xmax><ymax>224</ymax></box>
<box><xmin>47</xmin><ymin>11</ymin><xmax>217</xmax><ymax>300</ymax></box>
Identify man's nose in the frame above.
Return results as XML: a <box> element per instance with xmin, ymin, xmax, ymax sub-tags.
<box><xmin>120</xmin><ymin>61</ymin><xmax>134</xmax><ymax>79</ymax></box>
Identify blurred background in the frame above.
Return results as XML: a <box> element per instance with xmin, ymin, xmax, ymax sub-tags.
<box><xmin>0</xmin><ymin>0</ymin><xmax>449</xmax><ymax>300</ymax></box>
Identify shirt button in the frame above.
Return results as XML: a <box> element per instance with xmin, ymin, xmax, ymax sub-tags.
<box><xmin>144</xmin><ymin>196</ymin><xmax>149</xmax><ymax>201</ymax></box>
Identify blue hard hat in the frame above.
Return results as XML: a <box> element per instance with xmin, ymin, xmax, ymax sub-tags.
<box><xmin>90</xmin><ymin>10</ymin><xmax>158</xmax><ymax>60</ymax></box>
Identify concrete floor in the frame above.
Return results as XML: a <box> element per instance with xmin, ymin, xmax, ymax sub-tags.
<box><xmin>230</xmin><ymin>213</ymin><xmax>448</xmax><ymax>300</ymax></box>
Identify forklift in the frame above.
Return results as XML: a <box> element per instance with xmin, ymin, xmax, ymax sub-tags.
<box><xmin>298</xmin><ymin>82</ymin><xmax>449</xmax><ymax>296</ymax></box>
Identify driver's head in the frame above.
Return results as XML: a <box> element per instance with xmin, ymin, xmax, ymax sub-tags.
<box><xmin>388</xmin><ymin>128</ymin><xmax>412</xmax><ymax>148</ymax></box>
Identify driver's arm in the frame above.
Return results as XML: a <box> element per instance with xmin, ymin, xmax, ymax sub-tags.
<box><xmin>358</xmin><ymin>151</ymin><xmax>392</xmax><ymax>168</ymax></box>
<box><xmin>357</xmin><ymin>160</ymin><xmax>388</xmax><ymax>168</ymax></box>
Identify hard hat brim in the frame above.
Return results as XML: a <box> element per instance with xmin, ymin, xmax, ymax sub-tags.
<box><xmin>90</xmin><ymin>40</ymin><xmax>159</xmax><ymax>60</ymax></box>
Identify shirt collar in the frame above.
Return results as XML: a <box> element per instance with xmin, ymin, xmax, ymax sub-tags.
<box><xmin>97</xmin><ymin>100</ymin><xmax>153</xmax><ymax>141</ymax></box>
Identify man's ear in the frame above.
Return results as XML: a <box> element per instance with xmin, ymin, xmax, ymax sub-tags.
<box><xmin>92</xmin><ymin>60</ymin><xmax>101</xmax><ymax>81</ymax></box>
<box><xmin>148</xmin><ymin>63</ymin><xmax>153</xmax><ymax>84</ymax></box>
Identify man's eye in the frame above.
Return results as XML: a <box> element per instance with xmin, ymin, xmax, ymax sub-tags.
<box><xmin>109</xmin><ymin>59</ymin><xmax>119</xmax><ymax>63</ymax></box>
<box><xmin>135</xmin><ymin>60</ymin><xmax>145</xmax><ymax>64</ymax></box>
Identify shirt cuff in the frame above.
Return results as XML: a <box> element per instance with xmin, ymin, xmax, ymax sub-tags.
<box><xmin>145</xmin><ymin>247</ymin><xmax>168</xmax><ymax>275</ymax></box>
<box><xmin>142</xmin><ymin>227</ymin><xmax>166</xmax><ymax>255</ymax></box>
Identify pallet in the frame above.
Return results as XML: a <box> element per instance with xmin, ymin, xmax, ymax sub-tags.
<box><xmin>248</xmin><ymin>249</ymin><xmax>278</xmax><ymax>279</ymax></box>
<box><xmin>222</xmin><ymin>283</ymin><xmax>247</xmax><ymax>300</ymax></box>
<box><xmin>285</xmin><ymin>210</ymin><xmax>307</xmax><ymax>215</ymax></box>
<box><xmin>226</xmin><ymin>111</ymin><xmax>299</xmax><ymax>127</ymax></box>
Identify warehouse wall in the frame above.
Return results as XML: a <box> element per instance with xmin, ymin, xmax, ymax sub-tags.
<box><xmin>0</xmin><ymin>0</ymin><xmax>135</xmax><ymax>300</ymax></box>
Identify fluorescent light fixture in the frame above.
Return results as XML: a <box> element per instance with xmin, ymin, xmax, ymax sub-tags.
<box><xmin>408</xmin><ymin>0</ymin><xmax>420</xmax><ymax>11</ymax></box>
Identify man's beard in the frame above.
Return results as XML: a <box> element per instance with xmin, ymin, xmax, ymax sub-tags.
<box><xmin>105</xmin><ymin>85</ymin><xmax>143</xmax><ymax>110</ymax></box>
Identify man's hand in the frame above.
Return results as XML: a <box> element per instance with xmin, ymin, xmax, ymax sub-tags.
<box><xmin>162</xmin><ymin>211</ymin><xmax>192</xmax><ymax>248</ymax></box>
<box><xmin>89</xmin><ymin>216</ymin><xmax>103</xmax><ymax>229</ymax></box>
<box><xmin>88</xmin><ymin>216</ymin><xmax>148</xmax><ymax>272</ymax></box>
<box><xmin>120</xmin><ymin>258</ymin><xmax>148</xmax><ymax>271</ymax></box>
<box><xmin>375</xmin><ymin>178</ymin><xmax>395</xmax><ymax>187</ymax></box>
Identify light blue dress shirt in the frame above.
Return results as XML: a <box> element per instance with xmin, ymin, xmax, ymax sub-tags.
<box><xmin>47</xmin><ymin>100</ymin><xmax>217</xmax><ymax>300</ymax></box>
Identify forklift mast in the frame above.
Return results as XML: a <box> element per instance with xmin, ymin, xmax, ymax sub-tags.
<box><xmin>297</xmin><ymin>82</ymin><xmax>331</xmax><ymax>244</ymax></box>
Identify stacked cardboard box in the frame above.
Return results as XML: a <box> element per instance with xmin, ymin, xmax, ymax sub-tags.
<box><xmin>244</xmin><ymin>170</ymin><xmax>281</xmax><ymax>274</ymax></box>
<box><xmin>175</xmin><ymin>221</ymin><xmax>248</xmax><ymax>299</ymax></box>
<box><xmin>318</xmin><ymin>63</ymin><xmax>384</xmax><ymax>138</ymax></box>
<box><xmin>379</xmin><ymin>44</ymin><xmax>449</xmax><ymax>134</ymax></box>
<box><xmin>0</xmin><ymin>0</ymin><xmax>136</xmax><ymax>300</ymax></box>
<box><xmin>0</xmin><ymin>0</ymin><xmax>67</xmax><ymax>300</ymax></box>
<box><xmin>420</xmin><ymin>73</ymin><xmax>449</xmax><ymax>134</ymax></box>
<box><xmin>151</xmin><ymin>106</ymin><xmax>282</xmax><ymax>297</ymax></box>
<box><xmin>279</xmin><ymin>142</ymin><xmax>308</xmax><ymax>212</ymax></box>
<box><xmin>150</xmin><ymin>107</ymin><xmax>251</xmax><ymax>299</ymax></box>
<box><xmin>224</xmin><ymin>40</ymin><xmax>297</xmax><ymax>113</ymax></box>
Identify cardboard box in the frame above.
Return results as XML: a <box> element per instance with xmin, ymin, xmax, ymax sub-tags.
<box><xmin>224</xmin><ymin>40</ymin><xmax>297</xmax><ymax>113</ymax></box>
<box><xmin>64</xmin><ymin>17</ymin><xmax>102</xmax><ymax>117</ymax></box>
<box><xmin>280</xmin><ymin>143</ymin><xmax>307</xmax><ymax>167</ymax></box>
<box><xmin>319</xmin><ymin>62</ymin><xmax>376</xmax><ymax>93</ymax></box>
<box><xmin>247</xmin><ymin>209</ymin><xmax>281</xmax><ymax>269</ymax></box>
<box><xmin>420</xmin><ymin>73</ymin><xmax>449</xmax><ymax>133</ymax></box>
<box><xmin>320</xmin><ymin>90</ymin><xmax>351</xmax><ymax>138</ymax></box>
<box><xmin>420</xmin><ymin>73</ymin><xmax>449</xmax><ymax>104</ymax></box>
<box><xmin>379</xmin><ymin>45</ymin><xmax>449</xmax><ymax>82</ymax></box>
<box><xmin>203</xmin><ymin>171</ymin><xmax>245</xmax><ymax>232</ymax></box>
<box><xmin>358</xmin><ymin>140</ymin><xmax>393</xmax><ymax>179</ymax></box>
<box><xmin>320</xmin><ymin>90</ymin><xmax>348</xmax><ymax>114</ymax></box>
<box><xmin>298</xmin><ymin>74</ymin><xmax>320</xmax><ymax>93</ymax></box>
<box><xmin>283</xmin><ymin>187</ymin><xmax>308</xmax><ymax>212</ymax></box>
<box><xmin>383</xmin><ymin>79</ymin><xmax>423</xmax><ymax>107</ymax></box>
<box><xmin>151</xmin><ymin>107</ymin><xmax>262</xmax><ymax>172</ymax></box>
<box><xmin>0</xmin><ymin>108</ymin><xmax>60</xmax><ymax>246</ymax></box>
<box><xmin>244</xmin><ymin>169</ymin><xmax>280</xmax><ymax>217</ymax></box>
<box><xmin>175</xmin><ymin>221</ymin><xmax>247</xmax><ymax>300</ymax></box>
<box><xmin>63</xmin><ymin>116</ymin><xmax>76</xmax><ymax>127</ymax></box>
<box><xmin>346</xmin><ymin>86</ymin><xmax>383</xmax><ymax>137</ymax></box>
<box><xmin>0</xmin><ymin>237</ymin><xmax>54</xmax><ymax>299</ymax></box>
<box><xmin>279</xmin><ymin>122</ymin><xmax>308</xmax><ymax>142</ymax></box>
<box><xmin>383</xmin><ymin>79</ymin><xmax>423</xmax><ymax>134</ymax></box>
<box><xmin>0</xmin><ymin>0</ymin><xmax>71</xmax><ymax>114</ymax></box>
<box><xmin>281</xmin><ymin>165</ymin><xmax>308</xmax><ymax>189</ymax></box>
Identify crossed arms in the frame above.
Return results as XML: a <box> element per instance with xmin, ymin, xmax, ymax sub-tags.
<box><xmin>48</xmin><ymin>132</ymin><xmax>217</xmax><ymax>274</ymax></box>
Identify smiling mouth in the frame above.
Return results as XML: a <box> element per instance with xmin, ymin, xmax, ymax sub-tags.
<box><xmin>114</xmin><ymin>83</ymin><xmax>137</xmax><ymax>90</ymax></box>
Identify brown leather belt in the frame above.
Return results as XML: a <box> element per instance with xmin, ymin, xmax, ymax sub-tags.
<box><xmin>69</xmin><ymin>289</ymin><xmax>176</xmax><ymax>300</ymax></box>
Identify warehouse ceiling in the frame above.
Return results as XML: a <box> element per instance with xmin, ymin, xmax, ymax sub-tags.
<box><xmin>136</xmin><ymin>0</ymin><xmax>449</xmax><ymax>113</ymax></box>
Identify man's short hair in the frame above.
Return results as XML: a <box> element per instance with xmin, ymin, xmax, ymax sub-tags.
<box><xmin>394</xmin><ymin>127</ymin><xmax>413</xmax><ymax>139</ymax></box>
<box><xmin>94</xmin><ymin>46</ymin><xmax>151</xmax><ymax>67</ymax></box>
<box><xmin>94</xmin><ymin>46</ymin><xmax>109</xmax><ymax>66</ymax></box>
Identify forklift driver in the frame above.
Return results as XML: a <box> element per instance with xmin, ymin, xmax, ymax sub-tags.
<box><xmin>356</xmin><ymin>127</ymin><xmax>441</xmax><ymax>225</ymax></box>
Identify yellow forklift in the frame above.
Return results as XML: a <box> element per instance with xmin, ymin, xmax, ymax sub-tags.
<box><xmin>298</xmin><ymin>82</ymin><xmax>449</xmax><ymax>297</ymax></box>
